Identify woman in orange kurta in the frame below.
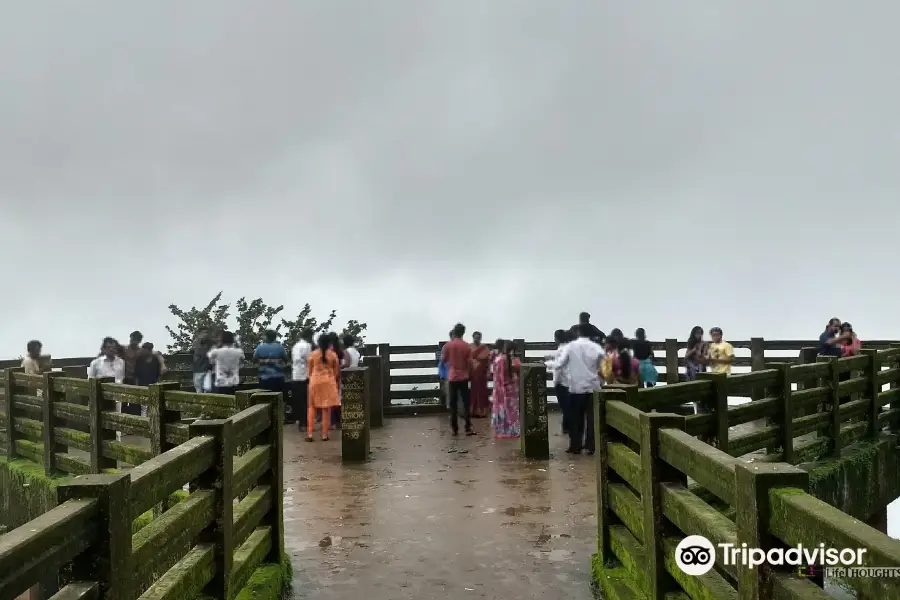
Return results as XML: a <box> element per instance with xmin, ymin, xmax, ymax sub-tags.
<box><xmin>306</xmin><ymin>335</ymin><xmax>341</xmax><ymax>441</ymax></box>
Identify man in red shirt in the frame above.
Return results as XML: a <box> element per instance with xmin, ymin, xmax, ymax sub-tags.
<box><xmin>441</xmin><ymin>323</ymin><xmax>475</xmax><ymax>435</ymax></box>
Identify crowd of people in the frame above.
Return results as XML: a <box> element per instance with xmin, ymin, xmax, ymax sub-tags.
<box><xmin>189</xmin><ymin>328</ymin><xmax>361</xmax><ymax>442</ymax></box>
<box><xmin>16</xmin><ymin>315</ymin><xmax>863</xmax><ymax>450</ymax></box>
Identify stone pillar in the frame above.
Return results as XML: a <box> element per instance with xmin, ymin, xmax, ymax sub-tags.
<box><xmin>341</xmin><ymin>367</ymin><xmax>370</xmax><ymax>462</ymax></box>
<box><xmin>519</xmin><ymin>364</ymin><xmax>549</xmax><ymax>459</ymax></box>
<box><xmin>362</xmin><ymin>356</ymin><xmax>384</xmax><ymax>428</ymax></box>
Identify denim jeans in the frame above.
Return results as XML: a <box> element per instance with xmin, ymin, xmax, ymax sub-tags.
<box><xmin>193</xmin><ymin>372</ymin><xmax>207</xmax><ymax>393</ymax></box>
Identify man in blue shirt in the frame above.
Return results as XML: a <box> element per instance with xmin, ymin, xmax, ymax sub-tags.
<box><xmin>818</xmin><ymin>318</ymin><xmax>843</xmax><ymax>357</ymax></box>
<box><xmin>253</xmin><ymin>330</ymin><xmax>289</xmax><ymax>419</ymax></box>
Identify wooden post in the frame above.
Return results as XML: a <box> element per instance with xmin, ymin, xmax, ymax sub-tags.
<box><xmin>57</xmin><ymin>472</ymin><xmax>133</xmax><ymax>600</ymax></box>
<box><xmin>594</xmin><ymin>389</ymin><xmax>628</xmax><ymax>566</ymax></box>
<box><xmin>512</xmin><ymin>338</ymin><xmax>526</xmax><ymax>362</ymax></box>
<box><xmin>42</xmin><ymin>372</ymin><xmax>64</xmax><ymax>475</ymax></box>
<box><xmin>890</xmin><ymin>344</ymin><xmax>900</xmax><ymax>432</ymax></box>
<box><xmin>769</xmin><ymin>363</ymin><xmax>794</xmax><ymax>463</ymax></box>
<box><xmin>817</xmin><ymin>357</ymin><xmax>842</xmax><ymax>457</ymax></box>
<box><xmin>189</xmin><ymin>418</ymin><xmax>235</xmax><ymax>599</ymax></box>
<box><xmin>621</xmin><ymin>384</ymin><xmax>644</xmax><ymax>411</ymax></box>
<box><xmin>362</xmin><ymin>355</ymin><xmax>384</xmax><ymax>428</ymax></box>
<box><xmin>147</xmin><ymin>382</ymin><xmax>181</xmax><ymax>457</ymax></box>
<box><xmin>697</xmin><ymin>372</ymin><xmax>728</xmax><ymax>453</ymax></box>
<box><xmin>734</xmin><ymin>462</ymin><xmax>810</xmax><ymax>600</ymax></box>
<box><xmin>519</xmin><ymin>364</ymin><xmax>549</xmax><ymax>459</ymax></box>
<box><xmin>341</xmin><ymin>367</ymin><xmax>369</xmax><ymax>462</ymax></box>
<box><xmin>639</xmin><ymin>412</ymin><xmax>686</xmax><ymax>598</ymax></box>
<box><xmin>4</xmin><ymin>368</ymin><xmax>20</xmax><ymax>461</ymax></box>
<box><xmin>750</xmin><ymin>337</ymin><xmax>766</xmax><ymax>402</ymax></box>
<box><xmin>862</xmin><ymin>349</ymin><xmax>880</xmax><ymax>438</ymax></box>
<box><xmin>664</xmin><ymin>339</ymin><xmax>679</xmax><ymax>384</ymax></box>
<box><xmin>88</xmin><ymin>377</ymin><xmax>116</xmax><ymax>472</ymax></box>
<box><xmin>378</xmin><ymin>343</ymin><xmax>391</xmax><ymax>413</ymax></box>
<box><xmin>796</xmin><ymin>348</ymin><xmax>819</xmax><ymax>421</ymax></box>
<box><xmin>249</xmin><ymin>391</ymin><xmax>284</xmax><ymax>562</ymax></box>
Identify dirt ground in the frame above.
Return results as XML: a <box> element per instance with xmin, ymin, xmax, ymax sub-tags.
<box><xmin>282</xmin><ymin>413</ymin><xmax>598</xmax><ymax>600</ymax></box>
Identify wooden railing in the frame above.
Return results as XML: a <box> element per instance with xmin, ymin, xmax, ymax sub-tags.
<box><xmin>0</xmin><ymin>367</ymin><xmax>252</xmax><ymax>476</ymax></box>
<box><xmin>0</xmin><ymin>392</ymin><xmax>284</xmax><ymax>600</ymax></box>
<box><xmin>629</xmin><ymin>345</ymin><xmax>900</xmax><ymax>462</ymax></box>
<box><xmin>593</xmin><ymin>347</ymin><xmax>900</xmax><ymax>599</ymax></box>
<box><xmin>5</xmin><ymin>338</ymin><xmax>900</xmax><ymax>415</ymax></box>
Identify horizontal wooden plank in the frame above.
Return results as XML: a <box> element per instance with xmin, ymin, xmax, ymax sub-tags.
<box><xmin>233</xmin><ymin>445</ymin><xmax>272</xmax><ymax>500</ymax></box>
<box><xmin>130</xmin><ymin>436</ymin><xmax>216</xmax><ymax>517</ymax></box>
<box><xmin>53</xmin><ymin>401</ymin><xmax>90</xmax><ymax>423</ymax></box>
<box><xmin>135</xmin><ymin>543</ymin><xmax>214</xmax><ymax>600</ymax></box>
<box><xmin>232</xmin><ymin>404</ymin><xmax>272</xmax><ymax>447</ymax></box>
<box><xmin>10</xmin><ymin>372</ymin><xmax>43</xmax><ymax>390</ymax></box>
<box><xmin>101</xmin><ymin>440</ymin><xmax>154</xmax><ymax>466</ymax></box>
<box><xmin>0</xmin><ymin>502</ymin><xmax>98</xmax><ymax>600</ymax></box>
<box><xmin>0</xmin><ymin>498</ymin><xmax>98</xmax><ymax>576</ymax></box>
<box><xmin>389</xmin><ymin>344</ymin><xmax>440</xmax><ymax>355</ymax></box>
<box><xmin>132</xmin><ymin>490</ymin><xmax>215</xmax><ymax>592</ymax></box>
<box><xmin>101</xmin><ymin>411</ymin><xmax>150</xmax><ymax>437</ymax></box>
<box><xmin>48</xmin><ymin>582</ymin><xmax>99</xmax><ymax>600</ymax></box>
<box><xmin>55</xmin><ymin>453</ymin><xmax>91</xmax><ymax>475</ymax></box>
<box><xmin>101</xmin><ymin>383</ymin><xmax>150</xmax><ymax>406</ymax></box>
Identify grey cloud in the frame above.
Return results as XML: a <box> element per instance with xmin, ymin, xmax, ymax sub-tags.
<box><xmin>1</xmin><ymin>1</ymin><xmax>899</xmax><ymax>357</ymax></box>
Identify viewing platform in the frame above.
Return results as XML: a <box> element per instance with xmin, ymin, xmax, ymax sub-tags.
<box><xmin>1</xmin><ymin>337</ymin><xmax>899</xmax><ymax>599</ymax></box>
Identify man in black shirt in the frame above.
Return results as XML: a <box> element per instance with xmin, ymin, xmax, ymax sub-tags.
<box><xmin>569</xmin><ymin>312</ymin><xmax>605</xmax><ymax>345</ymax></box>
<box><xmin>818</xmin><ymin>317</ymin><xmax>843</xmax><ymax>357</ymax></box>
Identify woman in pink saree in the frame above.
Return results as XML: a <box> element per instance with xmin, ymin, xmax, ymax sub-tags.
<box><xmin>839</xmin><ymin>322</ymin><xmax>862</xmax><ymax>356</ymax></box>
<box><xmin>469</xmin><ymin>331</ymin><xmax>491</xmax><ymax>418</ymax></box>
<box><xmin>491</xmin><ymin>339</ymin><xmax>521</xmax><ymax>439</ymax></box>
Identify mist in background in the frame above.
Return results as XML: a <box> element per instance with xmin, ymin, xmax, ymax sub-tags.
<box><xmin>0</xmin><ymin>1</ymin><xmax>898</xmax><ymax>359</ymax></box>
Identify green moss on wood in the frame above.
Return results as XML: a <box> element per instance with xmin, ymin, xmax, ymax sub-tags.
<box><xmin>803</xmin><ymin>435</ymin><xmax>900</xmax><ymax>521</ymax></box>
<box><xmin>590</xmin><ymin>554</ymin><xmax>645</xmax><ymax>600</ymax></box>
<box><xmin>233</xmin><ymin>555</ymin><xmax>293</xmax><ymax>600</ymax></box>
<box><xmin>132</xmin><ymin>490</ymin><xmax>189</xmax><ymax>534</ymax></box>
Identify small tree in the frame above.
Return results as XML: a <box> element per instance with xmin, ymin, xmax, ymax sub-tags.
<box><xmin>234</xmin><ymin>297</ymin><xmax>285</xmax><ymax>355</ymax></box>
<box><xmin>164</xmin><ymin>292</ymin><xmax>231</xmax><ymax>353</ymax></box>
<box><xmin>165</xmin><ymin>293</ymin><xmax>366</xmax><ymax>355</ymax></box>
<box><xmin>280</xmin><ymin>304</ymin><xmax>336</xmax><ymax>349</ymax></box>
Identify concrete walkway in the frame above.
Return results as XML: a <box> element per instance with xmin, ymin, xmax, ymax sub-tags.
<box><xmin>282</xmin><ymin>414</ymin><xmax>597</xmax><ymax>600</ymax></box>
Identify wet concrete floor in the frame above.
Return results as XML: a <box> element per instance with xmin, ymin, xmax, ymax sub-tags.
<box><xmin>282</xmin><ymin>414</ymin><xmax>598</xmax><ymax>600</ymax></box>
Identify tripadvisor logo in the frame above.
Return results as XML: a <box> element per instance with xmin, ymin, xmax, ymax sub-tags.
<box><xmin>675</xmin><ymin>535</ymin><xmax>867</xmax><ymax>576</ymax></box>
<box><xmin>676</xmin><ymin>536</ymin><xmax>716</xmax><ymax>576</ymax></box>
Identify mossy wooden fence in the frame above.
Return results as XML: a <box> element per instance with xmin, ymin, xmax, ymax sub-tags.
<box><xmin>358</xmin><ymin>337</ymin><xmax>900</xmax><ymax>412</ymax></box>
<box><xmin>8</xmin><ymin>338</ymin><xmax>898</xmax><ymax>418</ymax></box>
<box><xmin>0</xmin><ymin>367</ymin><xmax>253</xmax><ymax>476</ymax></box>
<box><xmin>0</xmin><ymin>390</ymin><xmax>284</xmax><ymax>600</ymax></box>
<box><xmin>593</xmin><ymin>346</ymin><xmax>900</xmax><ymax>600</ymax></box>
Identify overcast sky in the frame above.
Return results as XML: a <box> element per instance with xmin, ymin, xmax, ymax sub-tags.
<box><xmin>1</xmin><ymin>1</ymin><xmax>898</xmax><ymax>358</ymax></box>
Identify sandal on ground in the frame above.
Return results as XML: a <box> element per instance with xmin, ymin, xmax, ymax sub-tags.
<box><xmin>306</xmin><ymin>436</ymin><xmax>314</xmax><ymax>442</ymax></box>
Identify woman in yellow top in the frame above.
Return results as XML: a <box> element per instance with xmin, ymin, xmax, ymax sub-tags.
<box><xmin>601</xmin><ymin>337</ymin><xmax>640</xmax><ymax>385</ymax></box>
<box><xmin>306</xmin><ymin>335</ymin><xmax>341</xmax><ymax>442</ymax></box>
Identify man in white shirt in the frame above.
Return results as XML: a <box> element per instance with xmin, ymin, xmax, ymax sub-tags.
<box><xmin>342</xmin><ymin>334</ymin><xmax>361</xmax><ymax>368</ymax></box>
<box><xmin>88</xmin><ymin>337</ymin><xmax>126</xmax><ymax>440</ymax></box>
<box><xmin>207</xmin><ymin>331</ymin><xmax>244</xmax><ymax>395</ymax></box>
<box><xmin>290</xmin><ymin>329</ymin><xmax>314</xmax><ymax>431</ymax></box>
<box><xmin>552</xmin><ymin>324</ymin><xmax>604</xmax><ymax>455</ymax></box>
<box><xmin>545</xmin><ymin>329</ymin><xmax>572</xmax><ymax>436</ymax></box>
<box><xmin>88</xmin><ymin>337</ymin><xmax>125</xmax><ymax>383</ymax></box>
